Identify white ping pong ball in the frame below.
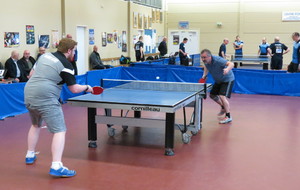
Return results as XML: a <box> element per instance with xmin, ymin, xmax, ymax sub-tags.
<box><xmin>156</xmin><ymin>76</ymin><xmax>160</xmax><ymax>79</ymax></box>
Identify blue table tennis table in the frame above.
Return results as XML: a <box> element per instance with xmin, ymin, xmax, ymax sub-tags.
<box><xmin>231</xmin><ymin>55</ymin><xmax>270</xmax><ymax>70</ymax></box>
<box><xmin>68</xmin><ymin>79</ymin><xmax>211</xmax><ymax>156</ymax></box>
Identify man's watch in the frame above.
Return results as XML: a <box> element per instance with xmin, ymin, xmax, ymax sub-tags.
<box><xmin>85</xmin><ymin>85</ymin><xmax>89</xmax><ymax>92</ymax></box>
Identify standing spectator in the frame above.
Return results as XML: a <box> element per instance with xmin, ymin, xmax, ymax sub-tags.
<box><xmin>134</xmin><ymin>36</ymin><xmax>145</xmax><ymax>62</ymax></box>
<box><xmin>66</xmin><ymin>34</ymin><xmax>78</xmax><ymax>75</ymax></box>
<box><xmin>89</xmin><ymin>45</ymin><xmax>112</xmax><ymax>70</ymax></box>
<box><xmin>36</xmin><ymin>47</ymin><xmax>46</xmax><ymax>60</ymax></box>
<box><xmin>287</xmin><ymin>32</ymin><xmax>300</xmax><ymax>73</ymax></box>
<box><xmin>258</xmin><ymin>37</ymin><xmax>269</xmax><ymax>56</ymax></box>
<box><xmin>158</xmin><ymin>37</ymin><xmax>168</xmax><ymax>57</ymax></box>
<box><xmin>179</xmin><ymin>38</ymin><xmax>188</xmax><ymax>66</ymax></box>
<box><xmin>219</xmin><ymin>38</ymin><xmax>229</xmax><ymax>59</ymax></box>
<box><xmin>18</xmin><ymin>50</ymin><xmax>36</xmax><ymax>78</ymax></box>
<box><xmin>233</xmin><ymin>35</ymin><xmax>244</xmax><ymax>67</ymax></box>
<box><xmin>268</xmin><ymin>37</ymin><xmax>290</xmax><ymax>70</ymax></box>
<box><xmin>4</xmin><ymin>50</ymin><xmax>27</xmax><ymax>82</ymax></box>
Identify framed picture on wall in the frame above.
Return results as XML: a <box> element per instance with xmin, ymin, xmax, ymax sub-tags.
<box><xmin>38</xmin><ymin>35</ymin><xmax>50</xmax><ymax>48</ymax></box>
<box><xmin>102</xmin><ymin>32</ymin><xmax>107</xmax><ymax>47</ymax></box>
<box><xmin>156</xmin><ymin>10</ymin><xmax>160</xmax><ymax>23</ymax></box>
<box><xmin>144</xmin><ymin>15</ymin><xmax>148</xmax><ymax>29</ymax></box>
<box><xmin>4</xmin><ymin>32</ymin><xmax>20</xmax><ymax>47</ymax></box>
<box><xmin>148</xmin><ymin>16</ymin><xmax>152</xmax><ymax>29</ymax></box>
<box><xmin>107</xmin><ymin>33</ymin><xmax>113</xmax><ymax>43</ymax></box>
<box><xmin>133</xmin><ymin>12</ymin><xmax>138</xmax><ymax>28</ymax></box>
<box><xmin>51</xmin><ymin>30</ymin><xmax>59</xmax><ymax>48</ymax></box>
<box><xmin>152</xmin><ymin>9</ymin><xmax>156</xmax><ymax>23</ymax></box>
<box><xmin>160</xmin><ymin>11</ymin><xmax>163</xmax><ymax>23</ymax></box>
<box><xmin>26</xmin><ymin>25</ymin><xmax>35</xmax><ymax>45</ymax></box>
<box><xmin>138</xmin><ymin>13</ymin><xmax>143</xmax><ymax>29</ymax></box>
<box><xmin>122</xmin><ymin>31</ymin><xmax>127</xmax><ymax>52</ymax></box>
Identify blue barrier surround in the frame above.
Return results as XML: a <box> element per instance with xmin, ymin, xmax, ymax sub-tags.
<box><xmin>1</xmin><ymin>65</ymin><xmax>300</xmax><ymax>120</ymax></box>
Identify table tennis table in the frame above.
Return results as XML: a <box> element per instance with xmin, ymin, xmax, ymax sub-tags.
<box><xmin>231</xmin><ymin>55</ymin><xmax>270</xmax><ymax>70</ymax></box>
<box><xmin>68</xmin><ymin>79</ymin><xmax>211</xmax><ymax>156</ymax></box>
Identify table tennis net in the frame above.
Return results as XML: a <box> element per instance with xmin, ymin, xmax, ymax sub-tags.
<box><xmin>101</xmin><ymin>79</ymin><xmax>206</xmax><ymax>92</ymax></box>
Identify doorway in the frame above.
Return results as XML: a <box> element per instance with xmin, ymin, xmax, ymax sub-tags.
<box><xmin>76</xmin><ymin>26</ymin><xmax>87</xmax><ymax>75</ymax></box>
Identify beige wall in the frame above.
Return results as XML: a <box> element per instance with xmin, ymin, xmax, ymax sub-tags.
<box><xmin>0</xmin><ymin>0</ymin><xmax>61</xmax><ymax>64</ymax></box>
<box><xmin>129</xmin><ymin>2</ymin><xmax>165</xmax><ymax>60</ymax></box>
<box><xmin>167</xmin><ymin>0</ymin><xmax>300</xmax><ymax>66</ymax></box>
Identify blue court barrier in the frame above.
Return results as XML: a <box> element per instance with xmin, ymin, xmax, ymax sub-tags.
<box><xmin>1</xmin><ymin>66</ymin><xmax>300</xmax><ymax>120</ymax></box>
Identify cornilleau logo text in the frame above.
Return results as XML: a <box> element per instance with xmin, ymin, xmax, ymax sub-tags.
<box><xmin>131</xmin><ymin>106</ymin><xmax>161</xmax><ymax>112</ymax></box>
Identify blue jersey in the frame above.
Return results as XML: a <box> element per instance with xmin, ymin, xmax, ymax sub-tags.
<box><xmin>204</xmin><ymin>56</ymin><xmax>235</xmax><ymax>83</ymax></box>
<box><xmin>259</xmin><ymin>43</ymin><xmax>269</xmax><ymax>55</ymax></box>
<box><xmin>234</xmin><ymin>41</ymin><xmax>243</xmax><ymax>55</ymax></box>
<box><xmin>292</xmin><ymin>41</ymin><xmax>300</xmax><ymax>64</ymax></box>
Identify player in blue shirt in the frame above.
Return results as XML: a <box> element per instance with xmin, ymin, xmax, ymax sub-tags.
<box><xmin>233</xmin><ymin>35</ymin><xmax>244</xmax><ymax>67</ymax></box>
<box><xmin>201</xmin><ymin>49</ymin><xmax>235</xmax><ymax>124</ymax></box>
<box><xmin>288</xmin><ymin>32</ymin><xmax>300</xmax><ymax>73</ymax></box>
<box><xmin>258</xmin><ymin>37</ymin><xmax>269</xmax><ymax>56</ymax></box>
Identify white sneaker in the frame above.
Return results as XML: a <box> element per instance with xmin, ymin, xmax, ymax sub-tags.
<box><xmin>218</xmin><ymin>109</ymin><xmax>226</xmax><ymax>116</ymax></box>
<box><xmin>219</xmin><ymin>117</ymin><xmax>232</xmax><ymax>124</ymax></box>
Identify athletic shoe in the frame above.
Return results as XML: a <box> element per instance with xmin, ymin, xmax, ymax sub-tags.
<box><xmin>217</xmin><ymin>109</ymin><xmax>226</xmax><ymax>116</ymax></box>
<box><xmin>219</xmin><ymin>117</ymin><xmax>232</xmax><ymax>124</ymax></box>
<box><xmin>25</xmin><ymin>155</ymin><xmax>37</xmax><ymax>165</ymax></box>
<box><xmin>49</xmin><ymin>166</ymin><xmax>76</xmax><ymax>178</ymax></box>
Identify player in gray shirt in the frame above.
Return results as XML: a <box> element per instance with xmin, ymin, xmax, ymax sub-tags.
<box><xmin>201</xmin><ymin>49</ymin><xmax>235</xmax><ymax>124</ymax></box>
<box><xmin>24</xmin><ymin>38</ymin><xmax>93</xmax><ymax>178</ymax></box>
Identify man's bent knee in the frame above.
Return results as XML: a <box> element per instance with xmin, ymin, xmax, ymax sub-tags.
<box><xmin>210</xmin><ymin>94</ymin><xmax>219</xmax><ymax>102</ymax></box>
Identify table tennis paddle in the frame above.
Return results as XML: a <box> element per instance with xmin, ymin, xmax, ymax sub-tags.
<box><xmin>92</xmin><ymin>86</ymin><xmax>104</xmax><ymax>95</ymax></box>
<box><xmin>198</xmin><ymin>78</ymin><xmax>206</xmax><ymax>83</ymax></box>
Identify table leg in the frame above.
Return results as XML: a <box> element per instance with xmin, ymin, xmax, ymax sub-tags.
<box><xmin>88</xmin><ymin>107</ymin><xmax>97</xmax><ymax>148</ymax></box>
<box><xmin>165</xmin><ymin>112</ymin><xmax>175</xmax><ymax>156</ymax></box>
<box><xmin>134</xmin><ymin>111</ymin><xmax>141</xmax><ymax>118</ymax></box>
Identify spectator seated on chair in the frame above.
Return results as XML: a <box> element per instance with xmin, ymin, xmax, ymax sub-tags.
<box><xmin>89</xmin><ymin>45</ymin><xmax>113</xmax><ymax>70</ymax></box>
<box><xmin>4</xmin><ymin>50</ymin><xmax>28</xmax><ymax>82</ymax></box>
<box><xmin>18</xmin><ymin>50</ymin><xmax>36</xmax><ymax>79</ymax></box>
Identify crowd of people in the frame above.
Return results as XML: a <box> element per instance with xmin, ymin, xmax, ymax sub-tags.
<box><xmin>0</xmin><ymin>47</ymin><xmax>46</xmax><ymax>82</ymax></box>
<box><xmin>218</xmin><ymin>32</ymin><xmax>300</xmax><ymax>72</ymax></box>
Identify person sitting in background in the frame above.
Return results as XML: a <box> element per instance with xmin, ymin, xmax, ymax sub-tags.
<box><xmin>219</xmin><ymin>38</ymin><xmax>229</xmax><ymax>59</ymax></box>
<box><xmin>258</xmin><ymin>37</ymin><xmax>269</xmax><ymax>56</ymax></box>
<box><xmin>36</xmin><ymin>47</ymin><xmax>46</xmax><ymax>60</ymax></box>
<box><xmin>268</xmin><ymin>36</ymin><xmax>290</xmax><ymax>70</ymax></box>
<box><xmin>158</xmin><ymin>37</ymin><xmax>168</xmax><ymax>57</ymax></box>
<box><xmin>4</xmin><ymin>50</ymin><xmax>27</xmax><ymax>82</ymax></box>
<box><xmin>18</xmin><ymin>50</ymin><xmax>36</xmax><ymax>78</ymax></box>
<box><xmin>89</xmin><ymin>45</ymin><xmax>112</xmax><ymax>70</ymax></box>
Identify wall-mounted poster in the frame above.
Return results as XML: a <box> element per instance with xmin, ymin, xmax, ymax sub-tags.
<box><xmin>26</xmin><ymin>25</ymin><xmax>35</xmax><ymax>44</ymax></box>
<box><xmin>51</xmin><ymin>30</ymin><xmax>59</xmax><ymax>48</ymax></box>
<box><xmin>178</xmin><ymin>21</ymin><xmax>189</xmax><ymax>29</ymax></box>
<box><xmin>102</xmin><ymin>32</ymin><xmax>107</xmax><ymax>47</ymax></box>
<box><xmin>39</xmin><ymin>35</ymin><xmax>50</xmax><ymax>48</ymax></box>
<box><xmin>113</xmin><ymin>31</ymin><xmax>118</xmax><ymax>44</ymax></box>
<box><xmin>144</xmin><ymin>15</ymin><xmax>148</xmax><ymax>29</ymax></box>
<box><xmin>148</xmin><ymin>16</ymin><xmax>152</xmax><ymax>29</ymax></box>
<box><xmin>173</xmin><ymin>35</ymin><xmax>179</xmax><ymax>45</ymax></box>
<box><xmin>4</xmin><ymin>32</ymin><xmax>20</xmax><ymax>47</ymax></box>
<box><xmin>89</xmin><ymin>29</ymin><xmax>95</xmax><ymax>45</ymax></box>
<box><xmin>156</xmin><ymin>10</ymin><xmax>160</xmax><ymax>23</ymax></box>
<box><xmin>138</xmin><ymin>13</ymin><xmax>143</xmax><ymax>29</ymax></box>
<box><xmin>122</xmin><ymin>31</ymin><xmax>127</xmax><ymax>52</ymax></box>
<box><xmin>133</xmin><ymin>12</ymin><xmax>138</xmax><ymax>28</ymax></box>
<box><xmin>160</xmin><ymin>11</ymin><xmax>163</xmax><ymax>23</ymax></box>
<box><xmin>107</xmin><ymin>33</ymin><xmax>113</xmax><ymax>43</ymax></box>
<box><xmin>144</xmin><ymin>29</ymin><xmax>157</xmax><ymax>54</ymax></box>
<box><xmin>152</xmin><ymin>9</ymin><xmax>156</xmax><ymax>23</ymax></box>
<box><xmin>118</xmin><ymin>35</ymin><xmax>122</xmax><ymax>48</ymax></box>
